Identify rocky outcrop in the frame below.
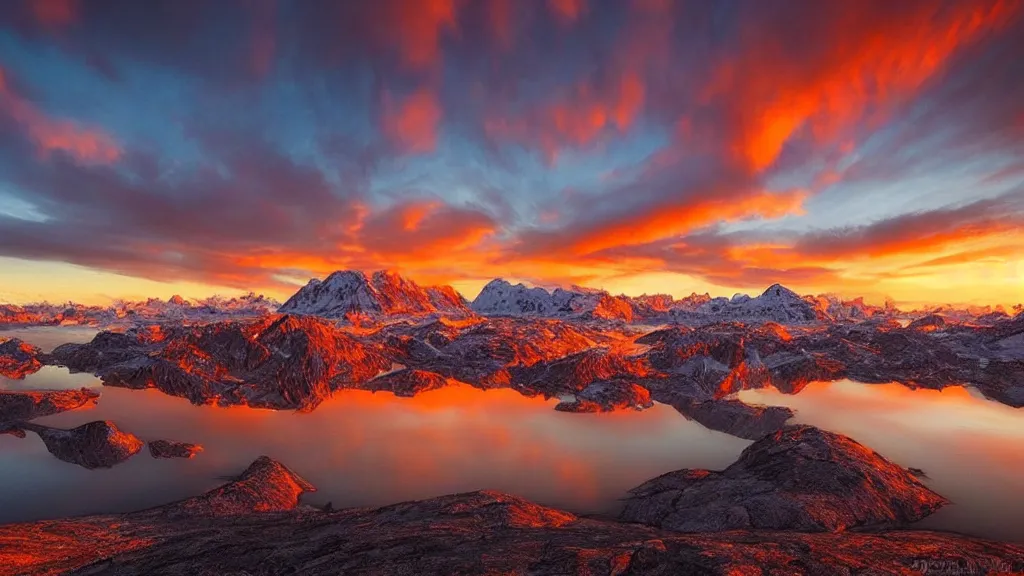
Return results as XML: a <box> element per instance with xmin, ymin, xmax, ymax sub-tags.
<box><xmin>555</xmin><ymin>380</ymin><xmax>654</xmax><ymax>412</ymax></box>
<box><xmin>620</xmin><ymin>425</ymin><xmax>947</xmax><ymax>532</ymax></box>
<box><xmin>56</xmin><ymin>315</ymin><xmax>392</xmax><ymax>410</ymax></box>
<box><xmin>362</xmin><ymin>369</ymin><xmax>450</xmax><ymax>397</ymax></box>
<box><xmin>0</xmin><ymin>455</ymin><xmax>1020</xmax><ymax>576</ymax></box>
<box><xmin>0</xmin><ymin>337</ymin><xmax>42</xmax><ymax>379</ymax></box>
<box><xmin>148</xmin><ymin>440</ymin><xmax>203</xmax><ymax>459</ymax></box>
<box><xmin>48</xmin><ymin>329</ymin><xmax>162</xmax><ymax>373</ymax></box>
<box><xmin>672</xmin><ymin>399</ymin><xmax>794</xmax><ymax>440</ymax></box>
<box><xmin>166</xmin><ymin>456</ymin><xmax>315</xmax><ymax>515</ymax></box>
<box><xmin>9</xmin><ymin>420</ymin><xmax>143</xmax><ymax>469</ymax></box>
<box><xmin>0</xmin><ymin>388</ymin><xmax>99</xmax><ymax>422</ymax></box>
<box><xmin>907</xmin><ymin>313</ymin><xmax>948</xmax><ymax>331</ymax></box>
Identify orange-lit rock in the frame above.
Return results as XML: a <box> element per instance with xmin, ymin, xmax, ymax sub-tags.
<box><xmin>0</xmin><ymin>337</ymin><xmax>42</xmax><ymax>379</ymax></box>
<box><xmin>148</xmin><ymin>440</ymin><xmax>203</xmax><ymax>459</ymax></box>
<box><xmin>0</xmin><ymin>387</ymin><xmax>99</xmax><ymax>422</ymax></box>
<box><xmin>168</xmin><ymin>456</ymin><xmax>314</xmax><ymax>515</ymax></box>
<box><xmin>555</xmin><ymin>380</ymin><xmax>654</xmax><ymax>412</ymax></box>
<box><xmin>9</xmin><ymin>420</ymin><xmax>143</xmax><ymax>469</ymax></box>
<box><xmin>620</xmin><ymin>425</ymin><xmax>947</xmax><ymax>532</ymax></box>
<box><xmin>0</xmin><ymin>453</ymin><xmax>1020</xmax><ymax>575</ymax></box>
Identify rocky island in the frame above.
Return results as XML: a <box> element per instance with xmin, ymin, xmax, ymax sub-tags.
<box><xmin>3</xmin><ymin>420</ymin><xmax>144</xmax><ymax>469</ymax></box>
<box><xmin>147</xmin><ymin>440</ymin><xmax>203</xmax><ymax>459</ymax></box>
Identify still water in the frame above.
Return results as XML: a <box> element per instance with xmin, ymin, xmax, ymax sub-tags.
<box><xmin>1</xmin><ymin>328</ymin><xmax>1022</xmax><ymax>543</ymax></box>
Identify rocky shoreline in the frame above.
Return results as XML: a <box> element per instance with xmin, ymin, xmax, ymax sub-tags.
<box><xmin>14</xmin><ymin>311</ymin><xmax>1017</xmax><ymax>440</ymax></box>
<box><xmin>1</xmin><ymin>425</ymin><xmax>1020</xmax><ymax>575</ymax></box>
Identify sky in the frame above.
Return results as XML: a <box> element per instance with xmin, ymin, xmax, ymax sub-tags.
<box><xmin>0</xmin><ymin>0</ymin><xmax>1022</xmax><ymax>307</ymax></box>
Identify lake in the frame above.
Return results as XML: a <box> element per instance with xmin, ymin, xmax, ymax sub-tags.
<box><xmin>1</xmin><ymin>327</ymin><xmax>1022</xmax><ymax>543</ymax></box>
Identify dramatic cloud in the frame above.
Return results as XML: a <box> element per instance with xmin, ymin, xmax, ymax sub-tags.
<box><xmin>0</xmin><ymin>67</ymin><xmax>120</xmax><ymax>163</ymax></box>
<box><xmin>0</xmin><ymin>0</ymin><xmax>1022</xmax><ymax>305</ymax></box>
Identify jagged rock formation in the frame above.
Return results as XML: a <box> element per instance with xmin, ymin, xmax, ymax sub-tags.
<box><xmin>554</xmin><ymin>380</ymin><xmax>654</xmax><ymax>412</ymax></box>
<box><xmin>1</xmin><ymin>454</ymin><xmax>1021</xmax><ymax>576</ymax></box>
<box><xmin>7</xmin><ymin>420</ymin><xmax>143</xmax><ymax>469</ymax></box>
<box><xmin>361</xmin><ymin>368</ymin><xmax>450</xmax><ymax>397</ymax></box>
<box><xmin>696</xmin><ymin>284</ymin><xmax>820</xmax><ymax>324</ymax></box>
<box><xmin>39</xmin><ymin>306</ymin><xmax>1024</xmax><ymax>431</ymax></box>
<box><xmin>0</xmin><ymin>337</ymin><xmax>42</xmax><ymax>379</ymax></box>
<box><xmin>620</xmin><ymin>425</ymin><xmax>947</xmax><ymax>532</ymax></box>
<box><xmin>148</xmin><ymin>440</ymin><xmax>203</xmax><ymax>459</ymax></box>
<box><xmin>0</xmin><ymin>388</ymin><xmax>99</xmax><ymax>422</ymax></box>
<box><xmin>52</xmin><ymin>315</ymin><xmax>392</xmax><ymax>410</ymax></box>
<box><xmin>672</xmin><ymin>399</ymin><xmax>794</xmax><ymax>440</ymax></box>
<box><xmin>384</xmin><ymin>316</ymin><xmax>601</xmax><ymax>387</ymax></box>
<box><xmin>167</xmin><ymin>456</ymin><xmax>315</xmax><ymax>515</ymax></box>
<box><xmin>279</xmin><ymin>270</ymin><xmax>471</xmax><ymax>318</ymax></box>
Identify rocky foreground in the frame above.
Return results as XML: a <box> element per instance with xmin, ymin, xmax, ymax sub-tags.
<box><xmin>1</xmin><ymin>426</ymin><xmax>1021</xmax><ymax>576</ymax></box>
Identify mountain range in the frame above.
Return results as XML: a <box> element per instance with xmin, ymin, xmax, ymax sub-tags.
<box><xmin>2</xmin><ymin>269</ymin><xmax>1018</xmax><ymax>329</ymax></box>
<box><xmin>278</xmin><ymin>271</ymin><xmax>887</xmax><ymax>326</ymax></box>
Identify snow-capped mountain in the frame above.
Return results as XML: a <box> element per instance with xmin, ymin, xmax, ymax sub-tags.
<box><xmin>278</xmin><ymin>270</ymin><xmax>471</xmax><ymax>318</ymax></box>
<box><xmin>695</xmin><ymin>284</ymin><xmax>820</xmax><ymax>324</ymax></box>
<box><xmin>470</xmin><ymin>280</ymin><xmax>635</xmax><ymax>321</ymax></box>
<box><xmin>804</xmin><ymin>294</ymin><xmax>889</xmax><ymax>322</ymax></box>
<box><xmin>0</xmin><ymin>294</ymin><xmax>279</xmax><ymax>327</ymax></box>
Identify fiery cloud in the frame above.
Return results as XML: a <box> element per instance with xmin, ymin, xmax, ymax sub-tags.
<box><xmin>0</xmin><ymin>0</ymin><xmax>1021</xmax><ymax>306</ymax></box>
<box><xmin>706</xmin><ymin>0</ymin><xmax>1022</xmax><ymax>172</ymax></box>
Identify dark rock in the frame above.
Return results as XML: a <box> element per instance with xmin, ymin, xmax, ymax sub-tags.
<box><xmin>37</xmin><ymin>310</ymin><xmax>1024</xmax><ymax>418</ymax></box>
<box><xmin>908</xmin><ymin>467</ymin><xmax>928</xmax><ymax>478</ymax></box>
<box><xmin>148</xmin><ymin>440</ymin><xmax>203</xmax><ymax>459</ymax></box>
<box><xmin>10</xmin><ymin>420</ymin><xmax>143</xmax><ymax>469</ymax></box>
<box><xmin>362</xmin><ymin>369</ymin><xmax>449</xmax><ymax>397</ymax></box>
<box><xmin>0</xmin><ymin>456</ymin><xmax>1020</xmax><ymax>576</ymax></box>
<box><xmin>672</xmin><ymin>399</ymin><xmax>794</xmax><ymax>440</ymax></box>
<box><xmin>56</xmin><ymin>315</ymin><xmax>393</xmax><ymax>410</ymax></box>
<box><xmin>165</xmin><ymin>456</ymin><xmax>315</xmax><ymax>516</ymax></box>
<box><xmin>0</xmin><ymin>337</ymin><xmax>42</xmax><ymax>379</ymax></box>
<box><xmin>0</xmin><ymin>388</ymin><xmax>100</xmax><ymax>422</ymax></box>
<box><xmin>907</xmin><ymin>314</ymin><xmax>948</xmax><ymax>331</ymax></box>
<box><xmin>620</xmin><ymin>425</ymin><xmax>947</xmax><ymax>532</ymax></box>
<box><xmin>555</xmin><ymin>380</ymin><xmax>654</xmax><ymax>412</ymax></box>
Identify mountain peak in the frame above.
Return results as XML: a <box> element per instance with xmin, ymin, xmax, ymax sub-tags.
<box><xmin>279</xmin><ymin>270</ymin><xmax>470</xmax><ymax>319</ymax></box>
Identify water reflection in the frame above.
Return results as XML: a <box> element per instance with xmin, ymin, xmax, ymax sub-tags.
<box><xmin>740</xmin><ymin>381</ymin><xmax>1024</xmax><ymax>543</ymax></box>
<box><xmin>0</xmin><ymin>326</ymin><xmax>98</xmax><ymax>353</ymax></box>
<box><xmin>0</xmin><ymin>382</ymin><xmax>749</xmax><ymax>524</ymax></box>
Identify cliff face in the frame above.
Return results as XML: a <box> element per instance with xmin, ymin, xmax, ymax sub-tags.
<box><xmin>0</xmin><ymin>439</ymin><xmax>1020</xmax><ymax>576</ymax></box>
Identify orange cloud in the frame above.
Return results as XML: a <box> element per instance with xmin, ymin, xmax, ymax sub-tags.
<box><xmin>382</xmin><ymin>88</ymin><xmax>442</xmax><ymax>153</ymax></box>
<box><xmin>567</xmin><ymin>188</ymin><xmax>807</xmax><ymax>256</ymax></box>
<box><xmin>0</xmin><ymin>68</ymin><xmax>121</xmax><ymax>164</ymax></box>
<box><xmin>707</xmin><ymin>0</ymin><xmax>1022</xmax><ymax>171</ymax></box>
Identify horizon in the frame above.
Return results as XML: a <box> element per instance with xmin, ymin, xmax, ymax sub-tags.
<box><xmin>2</xmin><ymin>265</ymin><xmax>1019</xmax><ymax>312</ymax></box>
<box><xmin>1</xmin><ymin>2</ymin><xmax>1023</xmax><ymax>310</ymax></box>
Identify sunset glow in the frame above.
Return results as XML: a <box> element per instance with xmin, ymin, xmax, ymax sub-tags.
<box><xmin>0</xmin><ymin>1</ymin><xmax>1022</xmax><ymax>306</ymax></box>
